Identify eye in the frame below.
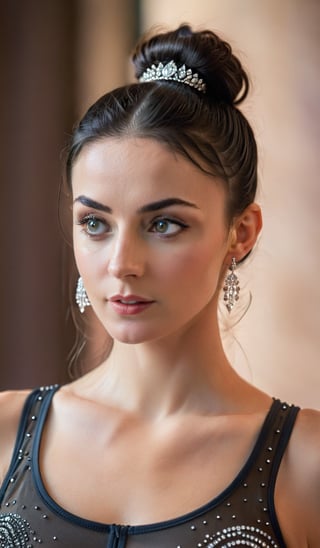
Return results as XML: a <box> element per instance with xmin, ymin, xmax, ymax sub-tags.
<box><xmin>150</xmin><ymin>218</ymin><xmax>187</xmax><ymax>236</ymax></box>
<box><xmin>77</xmin><ymin>214</ymin><xmax>109</xmax><ymax>237</ymax></box>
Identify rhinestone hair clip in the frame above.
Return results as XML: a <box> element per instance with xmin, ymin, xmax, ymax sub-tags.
<box><xmin>139</xmin><ymin>60</ymin><xmax>206</xmax><ymax>93</ymax></box>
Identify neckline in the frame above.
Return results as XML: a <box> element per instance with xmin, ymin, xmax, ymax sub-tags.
<box><xmin>32</xmin><ymin>387</ymin><xmax>279</xmax><ymax>533</ymax></box>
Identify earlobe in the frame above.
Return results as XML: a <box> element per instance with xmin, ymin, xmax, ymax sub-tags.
<box><xmin>228</xmin><ymin>203</ymin><xmax>262</xmax><ymax>261</ymax></box>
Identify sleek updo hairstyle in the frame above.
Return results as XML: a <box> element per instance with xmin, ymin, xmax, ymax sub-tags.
<box><xmin>65</xmin><ymin>24</ymin><xmax>258</xmax><ymax>373</ymax></box>
<box><xmin>66</xmin><ymin>24</ymin><xmax>258</xmax><ymax>226</ymax></box>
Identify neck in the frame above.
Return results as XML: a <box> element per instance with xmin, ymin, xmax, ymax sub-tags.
<box><xmin>77</xmin><ymin>311</ymin><xmax>250</xmax><ymax>420</ymax></box>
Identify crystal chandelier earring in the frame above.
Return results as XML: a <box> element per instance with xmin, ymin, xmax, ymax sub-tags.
<box><xmin>223</xmin><ymin>258</ymin><xmax>240</xmax><ymax>312</ymax></box>
<box><xmin>75</xmin><ymin>276</ymin><xmax>91</xmax><ymax>313</ymax></box>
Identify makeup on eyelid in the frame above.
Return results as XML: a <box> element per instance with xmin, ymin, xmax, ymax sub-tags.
<box><xmin>75</xmin><ymin>209</ymin><xmax>190</xmax><ymax>238</ymax></box>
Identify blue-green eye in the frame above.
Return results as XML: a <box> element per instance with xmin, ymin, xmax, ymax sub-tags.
<box><xmin>155</xmin><ymin>220</ymin><xmax>170</xmax><ymax>233</ymax></box>
<box><xmin>78</xmin><ymin>215</ymin><xmax>108</xmax><ymax>236</ymax></box>
<box><xmin>151</xmin><ymin>218</ymin><xmax>187</xmax><ymax>236</ymax></box>
<box><xmin>87</xmin><ymin>217</ymin><xmax>103</xmax><ymax>234</ymax></box>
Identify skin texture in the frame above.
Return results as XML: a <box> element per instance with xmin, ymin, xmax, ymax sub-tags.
<box><xmin>0</xmin><ymin>137</ymin><xmax>319</xmax><ymax>546</ymax></box>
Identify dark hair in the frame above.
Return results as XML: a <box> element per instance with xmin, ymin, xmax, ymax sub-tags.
<box><xmin>65</xmin><ymin>24</ymin><xmax>258</xmax><ymax>375</ymax></box>
<box><xmin>65</xmin><ymin>24</ymin><xmax>257</xmax><ymax>224</ymax></box>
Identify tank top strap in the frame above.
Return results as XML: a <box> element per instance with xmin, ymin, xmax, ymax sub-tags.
<box><xmin>266</xmin><ymin>399</ymin><xmax>300</xmax><ymax>543</ymax></box>
<box><xmin>0</xmin><ymin>385</ymin><xmax>60</xmax><ymax>504</ymax></box>
<box><xmin>235</xmin><ymin>398</ymin><xmax>299</xmax><ymax>545</ymax></box>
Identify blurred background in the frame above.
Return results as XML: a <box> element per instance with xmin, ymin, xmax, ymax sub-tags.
<box><xmin>0</xmin><ymin>0</ymin><xmax>319</xmax><ymax>408</ymax></box>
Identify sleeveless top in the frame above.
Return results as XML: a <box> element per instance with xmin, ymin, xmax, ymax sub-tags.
<box><xmin>0</xmin><ymin>385</ymin><xmax>300</xmax><ymax>548</ymax></box>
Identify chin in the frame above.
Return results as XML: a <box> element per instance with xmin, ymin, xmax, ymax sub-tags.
<box><xmin>105</xmin><ymin>320</ymin><xmax>181</xmax><ymax>345</ymax></box>
<box><xmin>104</xmin><ymin>324</ymin><xmax>158</xmax><ymax>345</ymax></box>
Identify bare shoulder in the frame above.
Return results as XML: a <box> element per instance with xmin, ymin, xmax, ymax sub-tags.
<box><xmin>290</xmin><ymin>407</ymin><xmax>320</xmax><ymax>486</ymax></box>
<box><xmin>0</xmin><ymin>389</ymin><xmax>32</xmax><ymax>482</ymax></box>
<box><xmin>289</xmin><ymin>407</ymin><xmax>320</xmax><ymax>468</ymax></box>
<box><xmin>280</xmin><ymin>407</ymin><xmax>320</xmax><ymax>545</ymax></box>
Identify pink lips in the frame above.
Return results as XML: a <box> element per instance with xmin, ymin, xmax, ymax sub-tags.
<box><xmin>109</xmin><ymin>295</ymin><xmax>154</xmax><ymax>316</ymax></box>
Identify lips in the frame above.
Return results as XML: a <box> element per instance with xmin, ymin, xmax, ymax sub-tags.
<box><xmin>109</xmin><ymin>295</ymin><xmax>152</xmax><ymax>304</ymax></box>
<box><xmin>108</xmin><ymin>295</ymin><xmax>155</xmax><ymax>316</ymax></box>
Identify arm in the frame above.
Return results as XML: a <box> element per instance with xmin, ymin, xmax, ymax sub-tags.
<box><xmin>277</xmin><ymin>408</ymin><xmax>320</xmax><ymax>546</ymax></box>
<box><xmin>296</xmin><ymin>409</ymin><xmax>320</xmax><ymax>546</ymax></box>
<box><xmin>0</xmin><ymin>390</ymin><xmax>31</xmax><ymax>484</ymax></box>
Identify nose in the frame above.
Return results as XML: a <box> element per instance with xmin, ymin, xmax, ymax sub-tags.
<box><xmin>107</xmin><ymin>230</ymin><xmax>145</xmax><ymax>279</ymax></box>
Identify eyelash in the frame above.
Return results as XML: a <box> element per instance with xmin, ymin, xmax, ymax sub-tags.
<box><xmin>76</xmin><ymin>214</ymin><xmax>108</xmax><ymax>237</ymax></box>
<box><xmin>149</xmin><ymin>216</ymin><xmax>188</xmax><ymax>236</ymax></box>
<box><xmin>76</xmin><ymin>213</ymin><xmax>189</xmax><ymax>238</ymax></box>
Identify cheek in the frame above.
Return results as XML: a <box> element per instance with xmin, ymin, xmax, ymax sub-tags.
<box><xmin>73</xmin><ymin>228</ymin><xmax>83</xmax><ymax>268</ymax></box>
<box><xmin>73</xmin><ymin>235</ymin><xmax>101</xmax><ymax>282</ymax></box>
<box><xmin>157</xmin><ymin>239</ymin><xmax>226</xmax><ymax>291</ymax></box>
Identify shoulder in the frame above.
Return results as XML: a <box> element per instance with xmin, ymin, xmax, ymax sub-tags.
<box><xmin>0</xmin><ymin>389</ymin><xmax>32</xmax><ymax>483</ymax></box>
<box><xmin>0</xmin><ymin>389</ymin><xmax>32</xmax><ymax>432</ymax></box>
<box><xmin>280</xmin><ymin>407</ymin><xmax>320</xmax><ymax>544</ymax></box>
<box><xmin>289</xmin><ymin>407</ymin><xmax>320</xmax><ymax>473</ymax></box>
<box><xmin>290</xmin><ymin>407</ymin><xmax>320</xmax><ymax>485</ymax></box>
<box><xmin>295</xmin><ymin>406</ymin><xmax>320</xmax><ymax>436</ymax></box>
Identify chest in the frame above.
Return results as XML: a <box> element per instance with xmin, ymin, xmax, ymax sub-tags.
<box><xmin>40</xmin><ymin>409</ymin><xmax>263</xmax><ymax>525</ymax></box>
<box><xmin>0</xmin><ymin>389</ymin><xmax>302</xmax><ymax>547</ymax></box>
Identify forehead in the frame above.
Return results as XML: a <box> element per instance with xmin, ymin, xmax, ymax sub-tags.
<box><xmin>72</xmin><ymin>137</ymin><xmax>226</xmax><ymax>207</ymax></box>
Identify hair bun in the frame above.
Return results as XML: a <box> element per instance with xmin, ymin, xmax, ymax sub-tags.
<box><xmin>133</xmin><ymin>24</ymin><xmax>249</xmax><ymax>105</ymax></box>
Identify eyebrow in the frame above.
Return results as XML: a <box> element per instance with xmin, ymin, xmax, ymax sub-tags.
<box><xmin>73</xmin><ymin>195</ymin><xmax>199</xmax><ymax>214</ymax></box>
<box><xmin>73</xmin><ymin>195</ymin><xmax>112</xmax><ymax>213</ymax></box>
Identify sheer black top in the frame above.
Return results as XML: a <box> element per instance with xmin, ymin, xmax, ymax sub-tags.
<box><xmin>0</xmin><ymin>386</ymin><xmax>299</xmax><ymax>547</ymax></box>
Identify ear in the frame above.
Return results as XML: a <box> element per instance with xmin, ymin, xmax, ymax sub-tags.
<box><xmin>226</xmin><ymin>203</ymin><xmax>262</xmax><ymax>263</ymax></box>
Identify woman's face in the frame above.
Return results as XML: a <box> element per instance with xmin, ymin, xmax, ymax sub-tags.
<box><xmin>72</xmin><ymin>137</ymin><xmax>232</xmax><ymax>344</ymax></box>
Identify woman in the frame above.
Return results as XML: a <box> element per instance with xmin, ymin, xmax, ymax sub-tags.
<box><xmin>0</xmin><ymin>24</ymin><xmax>319</xmax><ymax>547</ymax></box>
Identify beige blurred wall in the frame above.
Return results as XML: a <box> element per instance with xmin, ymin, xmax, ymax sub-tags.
<box><xmin>76</xmin><ymin>0</ymin><xmax>137</xmax><ymax>115</ymax></box>
<box><xmin>141</xmin><ymin>0</ymin><xmax>320</xmax><ymax>408</ymax></box>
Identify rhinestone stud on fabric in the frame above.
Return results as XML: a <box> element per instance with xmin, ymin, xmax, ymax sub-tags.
<box><xmin>0</xmin><ymin>513</ymin><xmax>31</xmax><ymax>547</ymax></box>
<box><xmin>197</xmin><ymin>524</ymin><xmax>278</xmax><ymax>547</ymax></box>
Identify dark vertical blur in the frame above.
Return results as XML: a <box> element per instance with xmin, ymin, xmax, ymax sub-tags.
<box><xmin>0</xmin><ymin>0</ymin><xmax>78</xmax><ymax>389</ymax></box>
<box><xmin>0</xmin><ymin>0</ymin><xmax>139</xmax><ymax>389</ymax></box>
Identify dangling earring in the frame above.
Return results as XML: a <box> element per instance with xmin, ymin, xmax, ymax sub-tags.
<box><xmin>75</xmin><ymin>276</ymin><xmax>91</xmax><ymax>313</ymax></box>
<box><xmin>223</xmin><ymin>257</ymin><xmax>240</xmax><ymax>312</ymax></box>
